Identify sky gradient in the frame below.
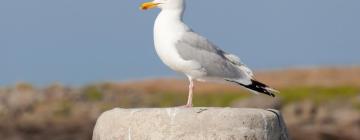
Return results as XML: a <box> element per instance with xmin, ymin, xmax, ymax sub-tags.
<box><xmin>1</xmin><ymin>0</ymin><xmax>359</xmax><ymax>85</ymax></box>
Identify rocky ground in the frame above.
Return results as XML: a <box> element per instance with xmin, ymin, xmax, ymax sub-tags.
<box><xmin>0</xmin><ymin>67</ymin><xmax>359</xmax><ymax>140</ymax></box>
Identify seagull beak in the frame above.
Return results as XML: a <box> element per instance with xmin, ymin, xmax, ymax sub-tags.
<box><xmin>140</xmin><ymin>2</ymin><xmax>159</xmax><ymax>10</ymax></box>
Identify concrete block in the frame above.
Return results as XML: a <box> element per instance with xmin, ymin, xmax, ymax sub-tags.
<box><xmin>93</xmin><ymin>108</ymin><xmax>289</xmax><ymax>140</ymax></box>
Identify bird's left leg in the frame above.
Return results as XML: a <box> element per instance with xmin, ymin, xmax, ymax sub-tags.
<box><xmin>185</xmin><ymin>77</ymin><xmax>194</xmax><ymax>107</ymax></box>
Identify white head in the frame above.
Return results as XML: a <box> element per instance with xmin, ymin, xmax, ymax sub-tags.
<box><xmin>140</xmin><ymin>0</ymin><xmax>185</xmax><ymax>11</ymax></box>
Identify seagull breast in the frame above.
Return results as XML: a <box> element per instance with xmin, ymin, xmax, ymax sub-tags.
<box><xmin>153</xmin><ymin>10</ymin><xmax>201</xmax><ymax>74</ymax></box>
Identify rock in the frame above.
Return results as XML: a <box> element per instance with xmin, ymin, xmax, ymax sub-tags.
<box><xmin>92</xmin><ymin>108</ymin><xmax>289</xmax><ymax>140</ymax></box>
<box><xmin>6</xmin><ymin>89</ymin><xmax>38</xmax><ymax>114</ymax></box>
<box><xmin>282</xmin><ymin>101</ymin><xmax>360</xmax><ymax>140</ymax></box>
<box><xmin>282</xmin><ymin>100</ymin><xmax>317</xmax><ymax>125</ymax></box>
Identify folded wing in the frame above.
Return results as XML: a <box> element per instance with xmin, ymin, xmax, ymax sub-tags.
<box><xmin>175</xmin><ymin>31</ymin><xmax>253</xmax><ymax>83</ymax></box>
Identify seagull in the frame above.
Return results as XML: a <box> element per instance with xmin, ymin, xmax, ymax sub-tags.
<box><xmin>140</xmin><ymin>0</ymin><xmax>278</xmax><ymax>107</ymax></box>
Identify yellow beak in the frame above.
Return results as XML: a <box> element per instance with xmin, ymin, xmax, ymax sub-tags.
<box><xmin>140</xmin><ymin>2</ymin><xmax>159</xmax><ymax>10</ymax></box>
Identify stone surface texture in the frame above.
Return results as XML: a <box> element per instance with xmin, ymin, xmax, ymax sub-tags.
<box><xmin>92</xmin><ymin>108</ymin><xmax>289</xmax><ymax>140</ymax></box>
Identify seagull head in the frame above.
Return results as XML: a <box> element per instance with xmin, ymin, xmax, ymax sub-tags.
<box><xmin>140</xmin><ymin>0</ymin><xmax>185</xmax><ymax>11</ymax></box>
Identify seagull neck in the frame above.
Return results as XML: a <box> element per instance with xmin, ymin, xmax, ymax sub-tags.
<box><xmin>157</xmin><ymin>9</ymin><xmax>185</xmax><ymax>23</ymax></box>
<box><xmin>154</xmin><ymin>9</ymin><xmax>190</xmax><ymax>39</ymax></box>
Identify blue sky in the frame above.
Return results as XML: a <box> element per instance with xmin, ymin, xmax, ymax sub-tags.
<box><xmin>0</xmin><ymin>0</ymin><xmax>359</xmax><ymax>85</ymax></box>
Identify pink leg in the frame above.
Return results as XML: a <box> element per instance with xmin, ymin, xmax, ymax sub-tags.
<box><xmin>185</xmin><ymin>77</ymin><xmax>194</xmax><ymax>107</ymax></box>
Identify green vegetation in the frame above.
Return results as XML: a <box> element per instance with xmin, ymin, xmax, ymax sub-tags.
<box><xmin>278</xmin><ymin>86</ymin><xmax>359</xmax><ymax>104</ymax></box>
<box><xmin>15</xmin><ymin>83</ymin><xmax>34</xmax><ymax>91</ymax></box>
<box><xmin>54</xmin><ymin>100</ymin><xmax>72</xmax><ymax>117</ymax></box>
<box><xmin>84</xmin><ymin>86</ymin><xmax>103</xmax><ymax>101</ymax></box>
<box><xmin>194</xmin><ymin>92</ymin><xmax>249</xmax><ymax>107</ymax></box>
<box><xmin>148</xmin><ymin>86</ymin><xmax>359</xmax><ymax>107</ymax></box>
<box><xmin>150</xmin><ymin>91</ymin><xmax>249</xmax><ymax>107</ymax></box>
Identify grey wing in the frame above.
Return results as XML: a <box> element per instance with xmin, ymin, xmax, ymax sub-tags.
<box><xmin>175</xmin><ymin>31</ymin><xmax>252</xmax><ymax>79</ymax></box>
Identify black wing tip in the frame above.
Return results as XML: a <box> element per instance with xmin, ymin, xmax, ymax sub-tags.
<box><xmin>267</xmin><ymin>91</ymin><xmax>276</xmax><ymax>97</ymax></box>
<box><xmin>250</xmin><ymin>79</ymin><xmax>277</xmax><ymax>97</ymax></box>
<box><xmin>226</xmin><ymin>79</ymin><xmax>278</xmax><ymax>97</ymax></box>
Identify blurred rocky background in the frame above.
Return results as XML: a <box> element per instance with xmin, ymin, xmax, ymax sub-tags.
<box><xmin>0</xmin><ymin>67</ymin><xmax>359</xmax><ymax>140</ymax></box>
